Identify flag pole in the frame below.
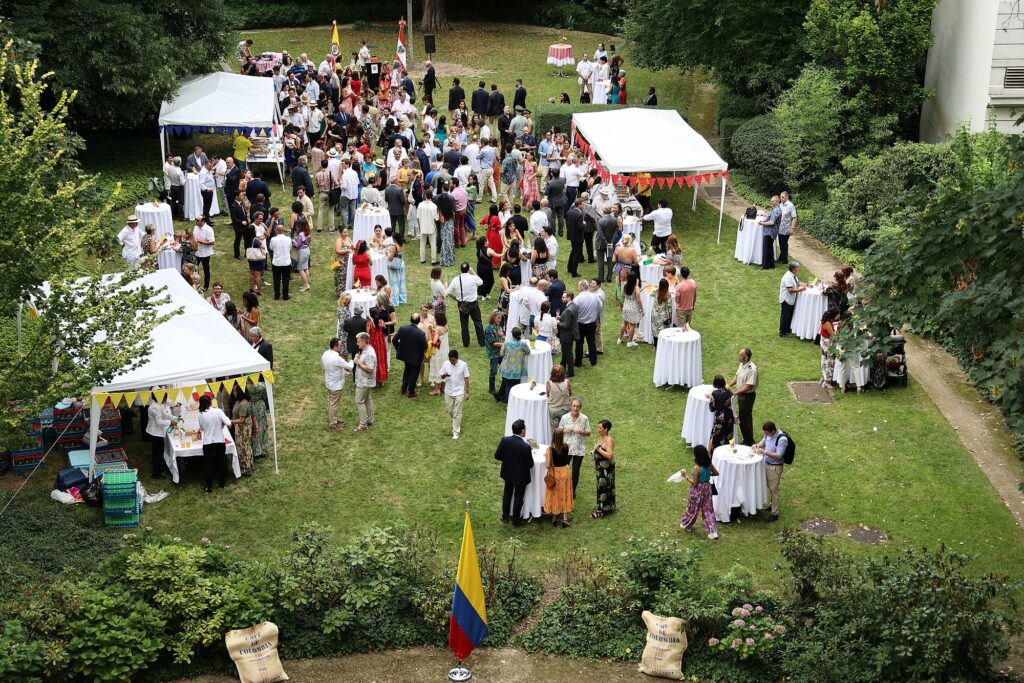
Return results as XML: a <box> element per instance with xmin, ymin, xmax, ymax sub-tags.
<box><xmin>448</xmin><ymin>500</ymin><xmax>474</xmax><ymax>682</ymax></box>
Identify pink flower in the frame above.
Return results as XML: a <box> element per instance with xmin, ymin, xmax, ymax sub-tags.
<box><xmin>749</xmin><ymin>625</ymin><xmax>756</xmax><ymax>631</ymax></box>
<box><xmin>742</xmin><ymin>603</ymin><xmax>753</xmax><ymax>611</ymax></box>
<box><xmin>708</xmin><ymin>638</ymin><xmax>720</xmax><ymax>647</ymax></box>
<box><xmin>201</xmin><ymin>536</ymin><xmax>211</xmax><ymax>544</ymax></box>
<box><xmin>741</xmin><ymin>608</ymin><xmax>751</xmax><ymax>617</ymax></box>
<box><xmin>755</xmin><ymin>605</ymin><xmax>764</xmax><ymax>613</ymax></box>
<box><xmin>764</xmin><ymin>633</ymin><xmax>774</xmax><ymax>640</ymax></box>
<box><xmin>733</xmin><ymin>619</ymin><xmax>745</xmax><ymax>627</ymax></box>
<box><xmin>745</xmin><ymin>638</ymin><xmax>755</xmax><ymax>646</ymax></box>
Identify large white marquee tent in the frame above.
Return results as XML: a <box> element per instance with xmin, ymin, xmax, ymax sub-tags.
<box><xmin>571</xmin><ymin>108</ymin><xmax>730</xmax><ymax>241</ymax></box>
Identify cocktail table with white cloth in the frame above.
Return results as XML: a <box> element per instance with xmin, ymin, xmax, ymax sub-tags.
<box><xmin>520</xmin><ymin>444</ymin><xmax>550</xmax><ymax>520</ymax></box>
<box><xmin>134</xmin><ymin>202</ymin><xmax>178</xmax><ymax>270</ymax></box>
<box><xmin>519</xmin><ymin>258</ymin><xmax>532</xmax><ymax>287</ymax></box>
<box><xmin>711</xmin><ymin>444</ymin><xmax>768</xmax><ymax>523</ymax></box>
<box><xmin>639</xmin><ymin>262</ymin><xmax>663</xmax><ymax>286</ymax></box>
<box><xmin>344</xmin><ymin>288</ymin><xmax>377</xmax><ymax>315</ymax></box>
<box><xmin>522</xmin><ymin>340</ymin><xmax>552</xmax><ymax>384</ymax></box>
<box><xmin>504</xmin><ymin>382</ymin><xmax>552</xmax><ymax>444</ymax></box>
<box><xmin>653</xmin><ymin>327</ymin><xmax>703</xmax><ymax>387</ymax></box>
<box><xmin>183</xmin><ymin>174</ymin><xmax>221</xmax><ymax>221</ymax></box>
<box><xmin>680</xmin><ymin>384</ymin><xmax>715</xmax><ymax>446</ymax></box>
<box><xmin>639</xmin><ymin>286</ymin><xmax>677</xmax><ymax>345</ymax></box>
<box><xmin>734</xmin><ymin>217</ymin><xmax>763</xmax><ymax>266</ymax></box>
<box><xmin>164</xmin><ymin>427</ymin><xmax>241</xmax><ymax>484</ymax></box>
<box><xmin>833</xmin><ymin>347</ymin><xmax>871</xmax><ymax>389</ymax></box>
<box><xmin>622</xmin><ymin>216</ymin><xmax>642</xmax><ymax>244</ymax></box>
<box><xmin>345</xmin><ymin>250</ymin><xmax>388</xmax><ymax>290</ymax></box>
<box><xmin>790</xmin><ymin>286</ymin><xmax>827</xmax><ymax>340</ymax></box>
<box><xmin>353</xmin><ymin>206</ymin><xmax>391</xmax><ymax>245</ymax></box>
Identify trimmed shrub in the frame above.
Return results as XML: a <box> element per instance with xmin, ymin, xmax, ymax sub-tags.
<box><xmin>716</xmin><ymin>85</ymin><xmax>764</xmax><ymax>125</ymax></box>
<box><xmin>718</xmin><ymin>116</ymin><xmax>751</xmax><ymax>163</ymax></box>
<box><xmin>773</xmin><ymin>65</ymin><xmax>845</xmax><ymax>190</ymax></box>
<box><xmin>730</xmin><ymin>114</ymin><xmax>785</xmax><ymax>195</ymax></box>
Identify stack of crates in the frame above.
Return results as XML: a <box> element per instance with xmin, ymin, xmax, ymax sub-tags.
<box><xmin>52</xmin><ymin>406</ymin><xmax>123</xmax><ymax>448</ymax></box>
<box><xmin>12</xmin><ymin>412</ymin><xmax>46</xmax><ymax>472</ymax></box>
<box><xmin>102</xmin><ymin>469</ymin><xmax>141</xmax><ymax>528</ymax></box>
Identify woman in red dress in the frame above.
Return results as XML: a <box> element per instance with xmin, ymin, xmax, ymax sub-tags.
<box><xmin>351</xmin><ymin>240</ymin><xmax>373</xmax><ymax>287</ymax></box>
<box><xmin>483</xmin><ymin>204</ymin><xmax>504</xmax><ymax>267</ymax></box>
<box><xmin>367</xmin><ymin>292</ymin><xmax>393</xmax><ymax>385</ymax></box>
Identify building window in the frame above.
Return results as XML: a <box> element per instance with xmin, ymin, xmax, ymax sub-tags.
<box><xmin>1004</xmin><ymin>67</ymin><xmax>1024</xmax><ymax>89</ymax></box>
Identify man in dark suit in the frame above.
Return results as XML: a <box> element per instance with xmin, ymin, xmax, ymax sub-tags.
<box><xmin>246</xmin><ymin>170</ymin><xmax>271</xmax><ymax>206</ymax></box>
<box><xmin>392</xmin><ymin>313</ymin><xmax>428</xmax><ymax>397</ymax></box>
<box><xmin>565</xmin><ymin>198</ymin><xmax>585</xmax><ymax>277</ymax></box>
<box><xmin>422</xmin><ymin>61</ymin><xmax>437</xmax><ymax>103</ymax></box>
<box><xmin>401</xmin><ymin>71</ymin><xmax>415</xmax><ymax>100</ymax></box>
<box><xmin>545</xmin><ymin>176</ymin><xmax>567</xmax><ymax>234</ymax></box>
<box><xmin>291</xmin><ymin>157</ymin><xmax>314</xmax><ymax>197</ymax></box>
<box><xmin>487</xmin><ymin>84</ymin><xmax>505</xmax><ymax>129</ymax></box>
<box><xmin>185</xmin><ymin>146</ymin><xmax>208</xmax><ymax>174</ymax></box>
<box><xmin>546</xmin><ymin>269</ymin><xmax>566</xmax><ymax>316</ymax></box>
<box><xmin>471</xmin><ymin>80</ymin><xmax>489</xmax><ymax>119</ymax></box>
<box><xmin>596</xmin><ymin>206</ymin><xmax>618</xmax><ymax>283</ymax></box>
<box><xmin>513</xmin><ymin>79</ymin><xmax>527</xmax><ymax>111</ymax></box>
<box><xmin>343</xmin><ymin>306</ymin><xmax>368</xmax><ymax>358</ymax></box>
<box><xmin>447</xmin><ymin>77</ymin><xmax>466</xmax><ymax>117</ymax></box>
<box><xmin>224</xmin><ymin>157</ymin><xmax>242</xmax><ymax>203</ymax></box>
<box><xmin>557</xmin><ymin>292</ymin><xmax>580</xmax><ymax>377</ymax></box>
<box><xmin>229</xmin><ymin>191</ymin><xmax>249</xmax><ymax>259</ymax></box>
<box><xmin>494</xmin><ymin>419</ymin><xmax>533</xmax><ymax>526</ymax></box>
<box><xmin>250</xmin><ymin>327</ymin><xmax>274</xmax><ymax>370</ymax></box>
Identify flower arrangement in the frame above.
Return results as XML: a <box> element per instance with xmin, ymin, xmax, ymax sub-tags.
<box><xmin>708</xmin><ymin>604</ymin><xmax>784</xmax><ymax>660</ymax></box>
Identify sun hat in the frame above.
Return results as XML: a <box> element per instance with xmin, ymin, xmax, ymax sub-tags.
<box><xmin>127</xmin><ymin>215</ymin><xmax>139</xmax><ymax>222</ymax></box>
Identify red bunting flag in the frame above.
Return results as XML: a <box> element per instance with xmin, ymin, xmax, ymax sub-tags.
<box><xmin>711</xmin><ymin>171</ymin><xmax>720</xmax><ymax>180</ymax></box>
<box><xmin>656</xmin><ymin>178</ymin><xmax>666</xmax><ymax>189</ymax></box>
<box><xmin>693</xmin><ymin>175</ymin><xmax>702</xmax><ymax>186</ymax></box>
<box><xmin>628</xmin><ymin>176</ymin><xmax>637</xmax><ymax>187</ymax></box>
<box><xmin>684</xmin><ymin>176</ymin><xmax>694</xmax><ymax>188</ymax></box>
<box><xmin>722</xmin><ymin>170</ymin><xmax>729</xmax><ymax>179</ymax></box>
<box><xmin>703</xmin><ymin>173</ymin><xmax>712</xmax><ymax>184</ymax></box>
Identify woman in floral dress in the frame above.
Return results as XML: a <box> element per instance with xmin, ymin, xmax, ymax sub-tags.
<box><xmin>229</xmin><ymin>388</ymin><xmax>254</xmax><ymax>475</ymax></box>
<box><xmin>248</xmin><ymin>382</ymin><xmax>270</xmax><ymax>459</ymax></box>
<box><xmin>336</xmin><ymin>292</ymin><xmax>353</xmax><ymax>350</ymax></box>
<box><xmin>707</xmin><ymin>375</ymin><xmax>735</xmax><ymax>451</ymax></box>
<box><xmin>819</xmin><ymin>309</ymin><xmax>839</xmax><ymax>388</ymax></box>
<box><xmin>591</xmin><ymin>419</ymin><xmax>616</xmax><ymax>518</ymax></box>
<box><xmin>521</xmin><ymin>157</ymin><xmax>539</xmax><ymax>207</ymax></box>
<box><xmin>439</xmin><ymin>215</ymin><xmax>456</xmax><ymax>267</ymax></box>
<box><xmin>334</xmin><ymin>227</ymin><xmax>353</xmax><ymax>293</ymax></box>
<box><xmin>650</xmin><ymin>278</ymin><xmax>673</xmax><ymax>348</ymax></box>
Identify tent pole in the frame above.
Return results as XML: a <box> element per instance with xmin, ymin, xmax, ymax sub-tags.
<box><xmin>160</xmin><ymin>127</ymin><xmax>167</xmax><ymax>165</ymax></box>
<box><xmin>265</xmin><ymin>380</ymin><xmax>279</xmax><ymax>474</ymax></box>
<box><xmin>88</xmin><ymin>392</ymin><xmax>101</xmax><ymax>482</ymax></box>
<box><xmin>691</xmin><ymin>180</ymin><xmax>697</xmax><ymax>211</ymax></box>
<box><xmin>716</xmin><ymin>172</ymin><xmax>727</xmax><ymax>244</ymax></box>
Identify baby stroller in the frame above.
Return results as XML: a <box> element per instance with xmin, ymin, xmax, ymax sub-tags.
<box><xmin>882</xmin><ymin>333</ymin><xmax>908</xmax><ymax>387</ymax></box>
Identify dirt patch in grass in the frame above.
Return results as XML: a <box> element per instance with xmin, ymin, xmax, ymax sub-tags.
<box><xmin>799</xmin><ymin>518</ymin><xmax>838</xmax><ymax>536</ymax></box>
<box><xmin>846</xmin><ymin>525</ymin><xmax>888</xmax><ymax>545</ymax></box>
<box><xmin>788</xmin><ymin>381</ymin><xmax>834</xmax><ymax>404</ymax></box>
<box><xmin>428</xmin><ymin>61</ymin><xmax>492</xmax><ymax>80</ymax></box>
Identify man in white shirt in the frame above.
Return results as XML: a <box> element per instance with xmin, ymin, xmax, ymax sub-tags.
<box><xmin>357</xmin><ymin>39</ymin><xmax>371</xmax><ymax>68</ymax></box>
<box><xmin>322</xmin><ymin>338</ymin><xmax>355</xmax><ymax>430</ymax></box>
<box><xmin>543</xmin><ymin>225</ymin><xmax>558</xmax><ymax>271</ymax></box>
<box><xmin>537</xmin><ymin>131</ymin><xmax>555</xmax><ymax>190</ymax></box>
<box><xmin>339</xmin><ymin>160</ymin><xmax>360</xmax><ymax>228</ymax></box>
<box><xmin>574</xmin><ymin>280</ymin><xmax>601</xmax><ymax>367</ymax></box>
<box><xmin>198</xmin><ymin>161</ymin><xmax>217</xmax><ymax>225</ymax></box>
<box><xmin>327</xmin><ymin>149</ymin><xmax>342</xmax><ymax>183</ymax></box>
<box><xmin>352</xmin><ymin>331</ymin><xmax>377</xmax><ymax>431</ymax></box>
<box><xmin>440</xmin><ymin>349</ymin><xmax>470</xmax><ymax>439</ymax></box>
<box><xmin>386</xmin><ymin>140</ymin><xmax>409</xmax><ymax>178</ymax></box>
<box><xmin>559</xmin><ymin>158</ymin><xmax>581</xmax><ymax>209</ymax></box>
<box><xmin>192</xmin><ymin>217</ymin><xmax>215</xmax><ymax>291</ymax></box>
<box><xmin>529</xmin><ymin>200</ymin><xmax>548</xmax><ymax>236</ymax></box>
<box><xmin>464</xmin><ymin>137</ymin><xmax>481</xmax><ymax>174</ymax></box>
<box><xmin>447</xmin><ymin>262</ymin><xmax>485</xmax><ymax>347</ymax></box>
<box><xmin>642</xmin><ymin>199</ymin><xmax>674</xmax><ymax>253</ymax></box>
<box><xmin>417</xmin><ymin>189</ymin><xmax>439</xmax><ymax>264</ymax></box>
<box><xmin>393</xmin><ymin>91</ymin><xmax>416</xmax><ymax>118</ymax></box>
<box><xmin>779</xmin><ymin>261</ymin><xmax>806</xmax><ymax>338</ymax></box>
<box><xmin>163</xmin><ymin>155</ymin><xmax>185</xmax><ymax>219</ymax></box>
<box><xmin>269</xmin><ymin>224</ymin><xmax>293</xmax><ymax>300</ymax></box>
<box><xmin>518</xmin><ymin>277</ymin><xmax>548</xmax><ymax>335</ymax></box>
<box><xmin>454</xmin><ymin>156</ymin><xmax>473</xmax><ymax>187</ymax></box>
<box><xmin>576</xmin><ymin>55</ymin><xmax>593</xmax><ymax>98</ymax></box>
<box><xmin>117</xmin><ymin>215</ymin><xmax>142</xmax><ymax>268</ymax></box>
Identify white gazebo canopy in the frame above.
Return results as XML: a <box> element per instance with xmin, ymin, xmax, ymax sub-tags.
<box><xmin>38</xmin><ymin>269</ymin><xmax>279</xmax><ymax>479</ymax></box>
<box><xmin>158</xmin><ymin>72</ymin><xmax>284</xmax><ymax>181</ymax></box>
<box><xmin>571</xmin><ymin>108</ymin><xmax>730</xmax><ymax>240</ymax></box>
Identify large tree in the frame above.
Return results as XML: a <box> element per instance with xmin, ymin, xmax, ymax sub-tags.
<box><xmin>421</xmin><ymin>0</ymin><xmax>450</xmax><ymax>33</ymax></box>
<box><xmin>3</xmin><ymin>0</ymin><xmax>233</xmax><ymax>129</ymax></box>
<box><xmin>0</xmin><ymin>45</ymin><xmax>170</xmax><ymax>451</ymax></box>
<box><xmin>622</xmin><ymin>0</ymin><xmax>811</xmax><ymax>108</ymax></box>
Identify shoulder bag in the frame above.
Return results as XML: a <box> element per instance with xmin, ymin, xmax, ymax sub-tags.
<box><xmin>245</xmin><ymin>238</ymin><xmax>265</xmax><ymax>262</ymax></box>
<box><xmin>457</xmin><ymin>276</ymin><xmax>472</xmax><ymax>315</ymax></box>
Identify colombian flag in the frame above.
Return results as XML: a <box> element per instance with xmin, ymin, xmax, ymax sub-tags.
<box><xmin>448</xmin><ymin>511</ymin><xmax>488</xmax><ymax>662</ymax></box>
<box><xmin>330</xmin><ymin>20</ymin><xmax>340</xmax><ymax>59</ymax></box>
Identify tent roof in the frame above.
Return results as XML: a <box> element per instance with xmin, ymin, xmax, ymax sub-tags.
<box><xmin>572</xmin><ymin>108</ymin><xmax>727</xmax><ymax>174</ymax></box>
<box><xmin>45</xmin><ymin>269</ymin><xmax>270</xmax><ymax>393</ymax></box>
<box><xmin>159</xmin><ymin>72</ymin><xmax>276</xmax><ymax>129</ymax></box>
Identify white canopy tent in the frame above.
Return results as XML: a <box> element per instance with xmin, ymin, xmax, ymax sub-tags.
<box><xmin>158</xmin><ymin>72</ymin><xmax>284</xmax><ymax>183</ymax></box>
<box><xmin>571</xmin><ymin>108</ymin><xmax>730</xmax><ymax>242</ymax></box>
<box><xmin>50</xmin><ymin>269</ymin><xmax>280</xmax><ymax>480</ymax></box>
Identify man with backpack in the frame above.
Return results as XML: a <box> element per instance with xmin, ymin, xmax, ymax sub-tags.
<box><xmin>753</xmin><ymin>421</ymin><xmax>793</xmax><ymax>521</ymax></box>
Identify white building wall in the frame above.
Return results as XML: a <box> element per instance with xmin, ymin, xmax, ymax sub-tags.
<box><xmin>988</xmin><ymin>1</ymin><xmax>1024</xmax><ymax>132</ymax></box>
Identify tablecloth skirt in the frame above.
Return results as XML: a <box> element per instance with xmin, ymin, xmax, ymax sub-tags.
<box><xmin>164</xmin><ymin>430</ymin><xmax>241</xmax><ymax>484</ymax></box>
<box><xmin>345</xmin><ymin>289</ymin><xmax>377</xmax><ymax>315</ymax></box>
<box><xmin>505</xmin><ymin>383</ymin><xmax>552</xmax><ymax>444</ymax></box>
<box><xmin>184</xmin><ymin>176</ymin><xmax>220</xmax><ymax>221</ymax></box>
<box><xmin>522</xmin><ymin>341</ymin><xmax>553</xmax><ymax>384</ymax></box>
<box><xmin>834</xmin><ymin>354</ymin><xmax>870</xmax><ymax>388</ymax></box>
<box><xmin>734</xmin><ymin>218</ymin><xmax>762</xmax><ymax>265</ymax></box>
<box><xmin>791</xmin><ymin>289</ymin><xmax>827</xmax><ymax>340</ymax></box>
<box><xmin>521</xmin><ymin>446</ymin><xmax>550</xmax><ymax>519</ymax></box>
<box><xmin>622</xmin><ymin>217</ymin><xmax>642</xmax><ymax>245</ymax></box>
<box><xmin>640</xmin><ymin>263</ymin><xmax>662</xmax><ymax>286</ymax></box>
<box><xmin>712</xmin><ymin>446</ymin><xmax>768</xmax><ymax>522</ymax></box>
<box><xmin>506</xmin><ymin>289</ymin><xmax>528</xmax><ymax>338</ymax></box>
<box><xmin>346</xmin><ymin>252</ymin><xmax>388</xmax><ymax>290</ymax></box>
<box><xmin>653</xmin><ymin>328</ymin><xmax>703</xmax><ymax>387</ymax></box>
<box><xmin>681</xmin><ymin>384</ymin><xmax>714</xmax><ymax>446</ymax></box>
<box><xmin>135</xmin><ymin>203</ymin><xmax>179</xmax><ymax>270</ymax></box>
<box><xmin>354</xmin><ymin>210</ymin><xmax>391</xmax><ymax>245</ymax></box>
<box><xmin>547</xmin><ymin>45</ymin><xmax>576</xmax><ymax>67</ymax></box>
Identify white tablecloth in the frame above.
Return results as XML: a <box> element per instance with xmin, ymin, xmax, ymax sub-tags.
<box><xmin>346</xmin><ymin>250</ymin><xmax>388</xmax><ymax>290</ymax></box>
<box><xmin>505</xmin><ymin>382</ymin><xmax>552</xmax><ymax>444</ymax></box>
<box><xmin>834</xmin><ymin>350</ymin><xmax>871</xmax><ymax>388</ymax></box>
<box><xmin>639</xmin><ymin>287</ymin><xmax>677</xmax><ymax>345</ymax></box>
<box><xmin>164</xmin><ymin>427</ymin><xmax>240</xmax><ymax>484</ymax></box>
<box><xmin>546</xmin><ymin>44</ymin><xmax>575</xmax><ymax>67</ymax></box>
<box><xmin>344</xmin><ymin>288</ymin><xmax>377</xmax><ymax>315</ymax></box>
<box><xmin>519</xmin><ymin>257</ymin><xmax>532</xmax><ymax>286</ymax></box>
<box><xmin>521</xmin><ymin>340</ymin><xmax>552</xmax><ymax>384</ymax></box>
<box><xmin>790</xmin><ymin>287</ymin><xmax>827</xmax><ymax>340</ymax></box>
<box><xmin>712</xmin><ymin>445</ymin><xmax>768</xmax><ymax>523</ymax></box>
<box><xmin>681</xmin><ymin>384</ymin><xmax>715</xmax><ymax>446</ymax></box>
<box><xmin>593</xmin><ymin>79</ymin><xmax>610</xmax><ymax>105</ymax></box>
<box><xmin>183</xmin><ymin>175</ymin><xmax>221</xmax><ymax>221</ymax></box>
<box><xmin>622</xmin><ymin>216</ymin><xmax>642</xmax><ymax>244</ymax></box>
<box><xmin>135</xmin><ymin>203</ymin><xmax>178</xmax><ymax>270</ymax></box>
<box><xmin>353</xmin><ymin>208</ymin><xmax>391</xmax><ymax>245</ymax></box>
<box><xmin>521</xmin><ymin>445</ymin><xmax>550</xmax><ymax>520</ymax></box>
<box><xmin>734</xmin><ymin>217</ymin><xmax>762</xmax><ymax>265</ymax></box>
<box><xmin>505</xmin><ymin>289</ymin><xmax>526</xmax><ymax>339</ymax></box>
<box><xmin>653</xmin><ymin>328</ymin><xmax>703</xmax><ymax>387</ymax></box>
<box><xmin>640</xmin><ymin>263</ymin><xmax>663</xmax><ymax>286</ymax></box>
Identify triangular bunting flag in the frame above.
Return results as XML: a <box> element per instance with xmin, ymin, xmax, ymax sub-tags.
<box><xmin>95</xmin><ymin>393</ymin><xmax>108</xmax><ymax>407</ymax></box>
<box><xmin>722</xmin><ymin>170</ymin><xmax>729</xmax><ymax>179</ymax></box>
<box><xmin>223</xmin><ymin>377</ymin><xmax>237</xmax><ymax>394</ymax></box>
<box><xmin>123</xmin><ymin>391</ymin><xmax>138</xmax><ymax>407</ymax></box>
<box><xmin>248</xmin><ymin>372</ymin><xmax>262</xmax><ymax>386</ymax></box>
<box><xmin>262</xmin><ymin>370</ymin><xmax>276</xmax><ymax>384</ymax></box>
<box><xmin>210</xmin><ymin>381</ymin><xmax>223</xmax><ymax>395</ymax></box>
<box><xmin>693</xmin><ymin>175</ymin><xmax>702</xmax><ymax>186</ymax></box>
<box><xmin>107</xmin><ymin>392</ymin><xmax>123</xmax><ymax>407</ymax></box>
<box><xmin>153</xmin><ymin>389</ymin><xmax>168</xmax><ymax>404</ymax></box>
<box><xmin>685</xmin><ymin>176</ymin><xmax>694</xmax><ymax>188</ymax></box>
<box><xmin>703</xmin><ymin>173</ymin><xmax>712</xmax><ymax>184</ymax></box>
<box><xmin>711</xmin><ymin>171</ymin><xmax>720</xmax><ymax>180</ymax></box>
<box><xmin>139</xmin><ymin>391</ymin><xmax>152</xmax><ymax>405</ymax></box>
<box><xmin>656</xmin><ymin>178</ymin><xmax>666</xmax><ymax>189</ymax></box>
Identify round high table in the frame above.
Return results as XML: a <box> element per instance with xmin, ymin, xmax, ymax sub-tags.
<box><xmin>622</xmin><ymin>216</ymin><xmax>642</xmax><ymax>244</ymax></box>
<box><xmin>638</xmin><ymin>286</ymin><xmax>679</xmax><ymax>345</ymax></box>
<box><xmin>790</xmin><ymin>286</ymin><xmax>827</xmax><ymax>340</ymax></box>
<box><xmin>734</xmin><ymin>216</ymin><xmax>762</xmax><ymax>265</ymax></box>
<box><xmin>353</xmin><ymin>207</ymin><xmax>391</xmax><ymax>245</ymax></box>
<box><xmin>345</xmin><ymin>250</ymin><xmax>388</xmax><ymax>290</ymax></box>
<box><xmin>134</xmin><ymin>202</ymin><xmax>178</xmax><ymax>270</ymax></box>
<box><xmin>519</xmin><ymin>256</ymin><xmax>532</xmax><ymax>287</ymax></box>
<box><xmin>344</xmin><ymin>288</ymin><xmax>377</xmax><ymax>315</ymax></box>
<box><xmin>547</xmin><ymin>44</ymin><xmax>575</xmax><ymax>77</ymax></box>
<box><xmin>505</xmin><ymin>382</ymin><xmax>552</xmax><ymax>444</ymax></box>
<box><xmin>653</xmin><ymin>327</ymin><xmax>703</xmax><ymax>387</ymax></box>
<box><xmin>521</xmin><ymin>340</ymin><xmax>552</xmax><ymax>384</ymax></box>
<box><xmin>255</xmin><ymin>52</ymin><xmax>282</xmax><ymax>73</ymax></box>
<box><xmin>640</xmin><ymin>262</ymin><xmax>663</xmax><ymax>285</ymax></box>
<box><xmin>505</xmin><ymin>289</ymin><xmax>526</xmax><ymax>339</ymax></box>
<box><xmin>680</xmin><ymin>384</ymin><xmax>715</xmax><ymax>446</ymax></box>
<box><xmin>183</xmin><ymin>174</ymin><xmax>220</xmax><ymax>221</ymax></box>
<box><xmin>711</xmin><ymin>445</ymin><xmax>768</xmax><ymax>523</ymax></box>
<box><xmin>520</xmin><ymin>444</ymin><xmax>550</xmax><ymax>520</ymax></box>
<box><xmin>833</xmin><ymin>348</ymin><xmax>871</xmax><ymax>389</ymax></box>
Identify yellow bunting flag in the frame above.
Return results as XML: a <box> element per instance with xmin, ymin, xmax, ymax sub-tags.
<box><xmin>223</xmin><ymin>377</ymin><xmax>237</xmax><ymax>394</ymax></box>
<box><xmin>123</xmin><ymin>391</ymin><xmax>138</xmax><ymax>407</ymax></box>
<box><xmin>107</xmin><ymin>392</ymin><xmax>123</xmax><ymax>407</ymax></box>
<box><xmin>262</xmin><ymin>370</ymin><xmax>275</xmax><ymax>384</ymax></box>
<box><xmin>248</xmin><ymin>372</ymin><xmax>261</xmax><ymax>386</ymax></box>
<box><xmin>139</xmin><ymin>391</ymin><xmax>152</xmax><ymax>405</ymax></box>
<box><xmin>210</xmin><ymin>381</ymin><xmax>222</xmax><ymax>395</ymax></box>
<box><xmin>153</xmin><ymin>389</ymin><xmax>168</xmax><ymax>404</ymax></box>
<box><xmin>95</xmin><ymin>393</ymin><xmax>108</xmax><ymax>406</ymax></box>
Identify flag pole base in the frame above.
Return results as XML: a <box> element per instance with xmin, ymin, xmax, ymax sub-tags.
<box><xmin>448</xmin><ymin>666</ymin><xmax>472</xmax><ymax>681</ymax></box>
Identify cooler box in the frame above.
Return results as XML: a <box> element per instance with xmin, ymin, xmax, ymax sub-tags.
<box><xmin>54</xmin><ymin>467</ymin><xmax>88</xmax><ymax>492</ymax></box>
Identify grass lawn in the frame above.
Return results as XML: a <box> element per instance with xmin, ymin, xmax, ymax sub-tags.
<box><xmin>29</xmin><ymin>22</ymin><xmax>1021</xmax><ymax>595</ymax></box>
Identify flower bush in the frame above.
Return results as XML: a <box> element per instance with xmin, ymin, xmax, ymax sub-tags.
<box><xmin>708</xmin><ymin>604</ymin><xmax>784</xmax><ymax>661</ymax></box>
